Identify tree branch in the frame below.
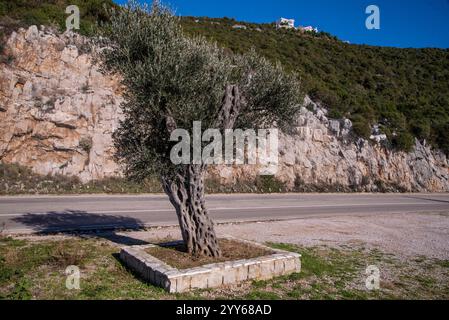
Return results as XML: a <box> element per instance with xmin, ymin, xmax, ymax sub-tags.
<box><xmin>216</xmin><ymin>85</ymin><xmax>242</xmax><ymax>130</ymax></box>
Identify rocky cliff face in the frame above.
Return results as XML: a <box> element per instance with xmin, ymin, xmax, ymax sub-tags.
<box><xmin>1</xmin><ymin>26</ymin><xmax>448</xmax><ymax>192</ymax></box>
<box><xmin>211</xmin><ymin>99</ymin><xmax>449</xmax><ymax>192</ymax></box>
<box><xmin>0</xmin><ymin>26</ymin><xmax>123</xmax><ymax>182</ymax></box>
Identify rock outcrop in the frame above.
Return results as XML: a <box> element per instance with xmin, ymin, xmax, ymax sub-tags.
<box><xmin>0</xmin><ymin>26</ymin><xmax>123</xmax><ymax>182</ymax></box>
<box><xmin>1</xmin><ymin>26</ymin><xmax>448</xmax><ymax>191</ymax></box>
<box><xmin>211</xmin><ymin>101</ymin><xmax>449</xmax><ymax>192</ymax></box>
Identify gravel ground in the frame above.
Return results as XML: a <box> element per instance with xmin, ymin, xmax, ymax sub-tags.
<box><xmin>117</xmin><ymin>211</ymin><xmax>449</xmax><ymax>260</ymax></box>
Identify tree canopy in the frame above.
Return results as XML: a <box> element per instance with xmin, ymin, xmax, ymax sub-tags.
<box><xmin>95</xmin><ymin>1</ymin><xmax>302</xmax><ymax>181</ymax></box>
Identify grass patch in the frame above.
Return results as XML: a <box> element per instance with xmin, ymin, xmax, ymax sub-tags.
<box><xmin>0</xmin><ymin>163</ymin><xmax>163</xmax><ymax>195</ymax></box>
<box><xmin>1</xmin><ymin>163</ymin><xmax>415</xmax><ymax>195</ymax></box>
<box><xmin>0</xmin><ymin>237</ymin><xmax>448</xmax><ymax>300</ymax></box>
<box><xmin>435</xmin><ymin>260</ymin><xmax>449</xmax><ymax>269</ymax></box>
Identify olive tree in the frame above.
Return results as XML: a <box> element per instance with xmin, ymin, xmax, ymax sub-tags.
<box><xmin>96</xmin><ymin>1</ymin><xmax>302</xmax><ymax>258</ymax></box>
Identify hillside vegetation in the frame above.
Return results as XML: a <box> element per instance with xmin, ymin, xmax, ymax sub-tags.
<box><xmin>0</xmin><ymin>0</ymin><xmax>114</xmax><ymax>35</ymax></box>
<box><xmin>1</xmin><ymin>1</ymin><xmax>449</xmax><ymax>153</ymax></box>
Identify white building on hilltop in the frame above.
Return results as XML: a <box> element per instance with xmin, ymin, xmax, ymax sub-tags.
<box><xmin>276</xmin><ymin>18</ymin><xmax>295</xmax><ymax>29</ymax></box>
<box><xmin>301</xmin><ymin>26</ymin><xmax>318</xmax><ymax>33</ymax></box>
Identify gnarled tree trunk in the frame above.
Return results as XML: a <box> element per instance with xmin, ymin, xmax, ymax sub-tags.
<box><xmin>161</xmin><ymin>164</ymin><xmax>221</xmax><ymax>258</ymax></box>
<box><xmin>161</xmin><ymin>85</ymin><xmax>241</xmax><ymax>258</ymax></box>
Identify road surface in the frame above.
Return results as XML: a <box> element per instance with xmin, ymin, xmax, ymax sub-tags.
<box><xmin>1</xmin><ymin>193</ymin><xmax>449</xmax><ymax>233</ymax></box>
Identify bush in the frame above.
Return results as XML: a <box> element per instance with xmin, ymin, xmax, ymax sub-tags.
<box><xmin>351</xmin><ymin>116</ymin><xmax>372</xmax><ymax>139</ymax></box>
<box><xmin>254</xmin><ymin>176</ymin><xmax>286</xmax><ymax>193</ymax></box>
<box><xmin>392</xmin><ymin>131</ymin><xmax>415</xmax><ymax>152</ymax></box>
<box><xmin>79</xmin><ymin>137</ymin><xmax>93</xmax><ymax>153</ymax></box>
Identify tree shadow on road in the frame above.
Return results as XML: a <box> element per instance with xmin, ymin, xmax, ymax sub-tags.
<box><xmin>13</xmin><ymin>210</ymin><xmax>150</xmax><ymax>246</ymax></box>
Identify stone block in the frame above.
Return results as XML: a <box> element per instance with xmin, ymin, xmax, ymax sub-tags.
<box><xmin>294</xmin><ymin>258</ymin><xmax>301</xmax><ymax>272</ymax></box>
<box><xmin>167</xmin><ymin>278</ymin><xmax>177</xmax><ymax>294</ymax></box>
<box><xmin>284</xmin><ymin>257</ymin><xmax>297</xmax><ymax>273</ymax></box>
<box><xmin>248</xmin><ymin>263</ymin><xmax>261</xmax><ymax>280</ymax></box>
<box><xmin>222</xmin><ymin>266</ymin><xmax>237</xmax><ymax>285</ymax></box>
<box><xmin>190</xmin><ymin>275</ymin><xmax>208</xmax><ymax>290</ymax></box>
<box><xmin>207</xmin><ymin>270</ymin><xmax>224</xmax><ymax>288</ymax></box>
<box><xmin>274</xmin><ymin>259</ymin><xmax>285</xmax><ymax>276</ymax></box>
<box><xmin>175</xmin><ymin>276</ymin><xmax>190</xmax><ymax>293</ymax></box>
<box><xmin>234</xmin><ymin>265</ymin><xmax>249</xmax><ymax>282</ymax></box>
<box><xmin>259</xmin><ymin>261</ymin><xmax>275</xmax><ymax>280</ymax></box>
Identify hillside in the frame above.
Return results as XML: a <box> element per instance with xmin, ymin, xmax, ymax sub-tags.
<box><xmin>1</xmin><ymin>0</ymin><xmax>449</xmax><ymax>155</ymax></box>
<box><xmin>180</xmin><ymin>17</ymin><xmax>449</xmax><ymax>153</ymax></box>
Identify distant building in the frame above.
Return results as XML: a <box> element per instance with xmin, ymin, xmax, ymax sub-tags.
<box><xmin>300</xmin><ymin>26</ymin><xmax>318</xmax><ymax>33</ymax></box>
<box><xmin>276</xmin><ymin>18</ymin><xmax>295</xmax><ymax>29</ymax></box>
<box><xmin>232</xmin><ymin>24</ymin><xmax>247</xmax><ymax>30</ymax></box>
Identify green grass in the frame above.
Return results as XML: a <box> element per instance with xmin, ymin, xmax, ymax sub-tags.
<box><xmin>0</xmin><ymin>163</ymin><xmax>163</xmax><ymax>195</ymax></box>
<box><xmin>436</xmin><ymin>260</ymin><xmax>449</xmax><ymax>269</ymax></box>
<box><xmin>0</xmin><ymin>236</ymin><xmax>170</xmax><ymax>300</ymax></box>
<box><xmin>1</xmin><ymin>235</ymin><xmax>448</xmax><ymax>300</ymax></box>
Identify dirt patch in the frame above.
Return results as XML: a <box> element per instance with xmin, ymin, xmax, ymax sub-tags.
<box><xmin>146</xmin><ymin>239</ymin><xmax>274</xmax><ymax>269</ymax></box>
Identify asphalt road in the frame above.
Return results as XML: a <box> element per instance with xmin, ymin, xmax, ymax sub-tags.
<box><xmin>1</xmin><ymin>193</ymin><xmax>449</xmax><ymax>233</ymax></box>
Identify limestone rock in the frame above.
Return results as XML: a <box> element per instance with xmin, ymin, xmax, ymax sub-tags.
<box><xmin>0</xmin><ymin>26</ymin><xmax>448</xmax><ymax>192</ymax></box>
<box><xmin>0</xmin><ymin>26</ymin><xmax>123</xmax><ymax>182</ymax></box>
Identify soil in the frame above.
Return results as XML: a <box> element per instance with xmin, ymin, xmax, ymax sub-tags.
<box><xmin>146</xmin><ymin>238</ymin><xmax>274</xmax><ymax>269</ymax></box>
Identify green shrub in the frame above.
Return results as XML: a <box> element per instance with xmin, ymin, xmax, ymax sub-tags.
<box><xmin>79</xmin><ymin>137</ymin><xmax>93</xmax><ymax>153</ymax></box>
<box><xmin>351</xmin><ymin>116</ymin><xmax>372</xmax><ymax>139</ymax></box>
<box><xmin>254</xmin><ymin>176</ymin><xmax>286</xmax><ymax>193</ymax></box>
<box><xmin>392</xmin><ymin>131</ymin><xmax>415</xmax><ymax>152</ymax></box>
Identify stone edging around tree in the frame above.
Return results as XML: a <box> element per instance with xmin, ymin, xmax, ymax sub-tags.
<box><xmin>119</xmin><ymin>236</ymin><xmax>301</xmax><ymax>293</ymax></box>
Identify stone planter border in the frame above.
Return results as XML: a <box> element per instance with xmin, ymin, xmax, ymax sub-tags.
<box><xmin>119</xmin><ymin>236</ymin><xmax>301</xmax><ymax>293</ymax></box>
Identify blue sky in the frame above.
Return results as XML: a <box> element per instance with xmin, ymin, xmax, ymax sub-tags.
<box><xmin>115</xmin><ymin>0</ymin><xmax>449</xmax><ymax>48</ymax></box>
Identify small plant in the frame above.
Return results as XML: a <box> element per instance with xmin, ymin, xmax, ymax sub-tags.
<box><xmin>81</xmin><ymin>82</ymin><xmax>90</xmax><ymax>93</ymax></box>
<box><xmin>79</xmin><ymin>137</ymin><xmax>93</xmax><ymax>153</ymax></box>
<box><xmin>50</xmin><ymin>242</ymin><xmax>87</xmax><ymax>267</ymax></box>
<box><xmin>255</xmin><ymin>176</ymin><xmax>286</xmax><ymax>193</ymax></box>
<box><xmin>8</xmin><ymin>278</ymin><xmax>32</xmax><ymax>300</ymax></box>
<box><xmin>0</xmin><ymin>53</ymin><xmax>14</xmax><ymax>65</ymax></box>
<box><xmin>392</xmin><ymin>131</ymin><xmax>414</xmax><ymax>152</ymax></box>
<box><xmin>40</xmin><ymin>96</ymin><xmax>58</xmax><ymax>112</ymax></box>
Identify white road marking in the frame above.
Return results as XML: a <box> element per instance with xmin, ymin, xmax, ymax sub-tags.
<box><xmin>0</xmin><ymin>201</ymin><xmax>438</xmax><ymax>217</ymax></box>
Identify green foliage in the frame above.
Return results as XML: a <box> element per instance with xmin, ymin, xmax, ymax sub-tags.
<box><xmin>392</xmin><ymin>131</ymin><xmax>415</xmax><ymax>152</ymax></box>
<box><xmin>351</xmin><ymin>115</ymin><xmax>372</xmax><ymax>139</ymax></box>
<box><xmin>7</xmin><ymin>278</ymin><xmax>32</xmax><ymax>300</ymax></box>
<box><xmin>254</xmin><ymin>176</ymin><xmax>286</xmax><ymax>193</ymax></box>
<box><xmin>0</xmin><ymin>162</ymin><xmax>163</xmax><ymax>194</ymax></box>
<box><xmin>435</xmin><ymin>123</ymin><xmax>449</xmax><ymax>155</ymax></box>
<box><xmin>97</xmin><ymin>1</ymin><xmax>302</xmax><ymax>181</ymax></box>
<box><xmin>79</xmin><ymin>137</ymin><xmax>93</xmax><ymax>153</ymax></box>
<box><xmin>0</xmin><ymin>0</ymin><xmax>116</xmax><ymax>36</ymax></box>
